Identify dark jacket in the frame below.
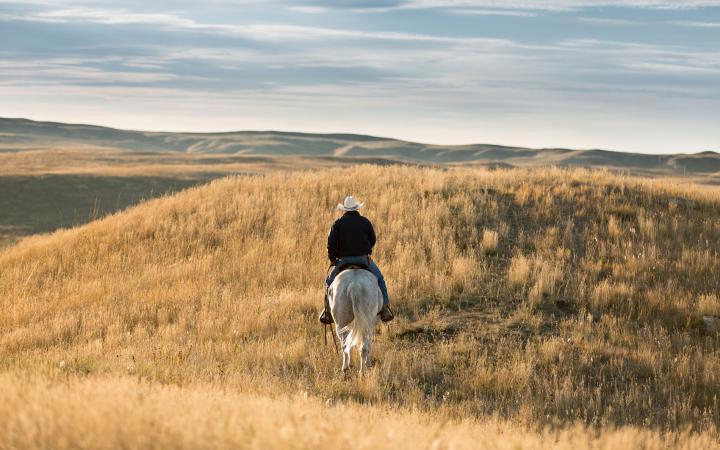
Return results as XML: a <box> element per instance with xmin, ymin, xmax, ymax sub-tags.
<box><xmin>327</xmin><ymin>211</ymin><xmax>376</xmax><ymax>262</ymax></box>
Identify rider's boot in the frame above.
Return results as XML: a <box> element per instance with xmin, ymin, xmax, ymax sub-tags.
<box><xmin>378</xmin><ymin>304</ymin><xmax>394</xmax><ymax>322</ymax></box>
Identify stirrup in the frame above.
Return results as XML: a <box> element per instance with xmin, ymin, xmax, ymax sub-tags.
<box><xmin>379</xmin><ymin>305</ymin><xmax>394</xmax><ymax>323</ymax></box>
<box><xmin>319</xmin><ymin>308</ymin><xmax>333</xmax><ymax>324</ymax></box>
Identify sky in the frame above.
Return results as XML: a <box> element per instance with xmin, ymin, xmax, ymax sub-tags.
<box><xmin>0</xmin><ymin>1</ymin><xmax>719</xmax><ymax>153</ymax></box>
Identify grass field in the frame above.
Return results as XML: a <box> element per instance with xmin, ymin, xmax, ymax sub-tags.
<box><xmin>2</xmin><ymin>375</ymin><xmax>716</xmax><ymax>450</ymax></box>
<box><xmin>1</xmin><ymin>165</ymin><xmax>719</xmax><ymax>447</ymax></box>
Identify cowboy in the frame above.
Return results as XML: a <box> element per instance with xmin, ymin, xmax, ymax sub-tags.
<box><xmin>319</xmin><ymin>195</ymin><xmax>394</xmax><ymax>324</ymax></box>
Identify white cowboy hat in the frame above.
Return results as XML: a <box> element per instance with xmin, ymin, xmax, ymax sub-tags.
<box><xmin>337</xmin><ymin>195</ymin><xmax>364</xmax><ymax>211</ymax></box>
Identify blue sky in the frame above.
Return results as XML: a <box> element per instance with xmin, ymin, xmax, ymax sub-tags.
<box><xmin>1</xmin><ymin>1</ymin><xmax>719</xmax><ymax>153</ymax></box>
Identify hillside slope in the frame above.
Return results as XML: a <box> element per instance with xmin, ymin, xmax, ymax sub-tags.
<box><xmin>1</xmin><ymin>166</ymin><xmax>719</xmax><ymax>434</ymax></box>
<box><xmin>2</xmin><ymin>117</ymin><xmax>719</xmax><ymax>176</ymax></box>
<box><xmin>0</xmin><ymin>147</ymin><xmax>402</xmax><ymax>247</ymax></box>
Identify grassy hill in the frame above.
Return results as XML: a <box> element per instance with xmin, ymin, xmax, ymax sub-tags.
<box><xmin>3</xmin><ymin>116</ymin><xmax>719</xmax><ymax>248</ymax></box>
<box><xmin>0</xmin><ymin>147</ymin><xmax>397</xmax><ymax>247</ymax></box>
<box><xmin>1</xmin><ymin>165</ymin><xmax>719</xmax><ymax>447</ymax></box>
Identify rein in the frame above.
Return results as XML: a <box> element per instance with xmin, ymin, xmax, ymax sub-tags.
<box><xmin>324</xmin><ymin>322</ymin><xmax>339</xmax><ymax>354</ymax></box>
<box><xmin>323</xmin><ymin>262</ymin><xmax>339</xmax><ymax>354</ymax></box>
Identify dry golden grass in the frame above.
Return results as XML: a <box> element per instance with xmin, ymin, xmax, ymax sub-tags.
<box><xmin>482</xmin><ymin>229</ymin><xmax>499</xmax><ymax>255</ymax></box>
<box><xmin>507</xmin><ymin>254</ymin><xmax>531</xmax><ymax>288</ymax></box>
<box><xmin>1</xmin><ymin>165</ymin><xmax>720</xmax><ymax>446</ymax></box>
<box><xmin>0</xmin><ymin>149</ymin><xmax>402</xmax><ymax>247</ymax></box>
<box><xmin>1</xmin><ymin>374</ymin><xmax>717</xmax><ymax>450</ymax></box>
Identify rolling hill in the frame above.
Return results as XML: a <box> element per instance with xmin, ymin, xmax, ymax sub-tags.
<box><xmin>2</xmin><ymin>117</ymin><xmax>719</xmax><ymax>175</ymax></box>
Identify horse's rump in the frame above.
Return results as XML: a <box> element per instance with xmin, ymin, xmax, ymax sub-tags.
<box><xmin>342</xmin><ymin>280</ymin><xmax>372</xmax><ymax>350</ymax></box>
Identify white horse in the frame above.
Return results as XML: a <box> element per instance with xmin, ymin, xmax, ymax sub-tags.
<box><xmin>329</xmin><ymin>268</ymin><xmax>383</xmax><ymax>375</ymax></box>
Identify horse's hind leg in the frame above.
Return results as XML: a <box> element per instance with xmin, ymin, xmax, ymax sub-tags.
<box><xmin>360</xmin><ymin>335</ymin><xmax>372</xmax><ymax>375</ymax></box>
<box><xmin>336</xmin><ymin>324</ymin><xmax>351</xmax><ymax>372</ymax></box>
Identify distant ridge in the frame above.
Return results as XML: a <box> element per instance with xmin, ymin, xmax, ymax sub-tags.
<box><xmin>1</xmin><ymin>117</ymin><xmax>718</xmax><ymax>175</ymax></box>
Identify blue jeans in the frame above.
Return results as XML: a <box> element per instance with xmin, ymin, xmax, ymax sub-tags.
<box><xmin>326</xmin><ymin>255</ymin><xmax>389</xmax><ymax>306</ymax></box>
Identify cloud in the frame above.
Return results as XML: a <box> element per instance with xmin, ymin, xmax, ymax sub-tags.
<box><xmin>287</xmin><ymin>5</ymin><xmax>331</xmax><ymax>13</ymax></box>
<box><xmin>447</xmin><ymin>8</ymin><xmax>539</xmax><ymax>16</ymax></box>
<box><xmin>293</xmin><ymin>0</ymin><xmax>720</xmax><ymax>12</ymax></box>
<box><xmin>577</xmin><ymin>17</ymin><xmax>644</xmax><ymax>25</ymax></box>
<box><xmin>30</xmin><ymin>7</ymin><xmax>196</xmax><ymax>26</ymax></box>
<box><xmin>621</xmin><ymin>60</ymin><xmax>720</xmax><ymax>75</ymax></box>
<box><xmin>668</xmin><ymin>20</ymin><xmax>720</xmax><ymax>27</ymax></box>
<box><xmin>0</xmin><ymin>6</ymin><xmax>518</xmax><ymax>44</ymax></box>
<box><xmin>3</xmin><ymin>0</ymin><xmax>720</xmax><ymax>17</ymax></box>
<box><xmin>0</xmin><ymin>57</ymin><xmax>196</xmax><ymax>85</ymax></box>
<box><xmin>390</xmin><ymin>0</ymin><xmax>720</xmax><ymax>9</ymax></box>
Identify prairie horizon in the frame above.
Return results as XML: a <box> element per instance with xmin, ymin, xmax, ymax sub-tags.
<box><xmin>2</xmin><ymin>118</ymin><xmax>719</xmax><ymax>175</ymax></box>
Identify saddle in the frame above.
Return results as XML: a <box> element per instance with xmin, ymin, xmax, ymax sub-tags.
<box><xmin>336</xmin><ymin>260</ymin><xmax>370</xmax><ymax>275</ymax></box>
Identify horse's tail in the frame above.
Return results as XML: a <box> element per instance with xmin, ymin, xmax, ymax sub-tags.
<box><xmin>342</xmin><ymin>281</ymin><xmax>372</xmax><ymax>351</ymax></box>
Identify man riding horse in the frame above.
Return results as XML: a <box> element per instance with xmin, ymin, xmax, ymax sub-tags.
<box><xmin>319</xmin><ymin>196</ymin><xmax>394</xmax><ymax>324</ymax></box>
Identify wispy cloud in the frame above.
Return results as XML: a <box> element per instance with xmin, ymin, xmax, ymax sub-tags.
<box><xmin>578</xmin><ymin>16</ymin><xmax>644</xmax><ymax>25</ymax></box>
<box><xmin>621</xmin><ymin>60</ymin><xmax>720</xmax><ymax>75</ymax></box>
<box><xmin>397</xmin><ymin>0</ymin><xmax>720</xmax><ymax>9</ymax></box>
<box><xmin>448</xmin><ymin>8</ymin><xmax>539</xmax><ymax>16</ymax></box>
<box><xmin>287</xmin><ymin>5</ymin><xmax>331</xmax><ymax>13</ymax></box>
<box><xmin>1</xmin><ymin>7</ymin><xmax>518</xmax><ymax>44</ymax></box>
<box><xmin>0</xmin><ymin>56</ymin><xmax>205</xmax><ymax>85</ymax></box>
<box><xmin>4</xmin><ymin>0</ymin><xmax>720</xmax><ymax>13</ymax></box>
<box><xmin>668</xmin><ymin>20</ymin><xmax>720</xmax><ymax>27</ymax></box>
